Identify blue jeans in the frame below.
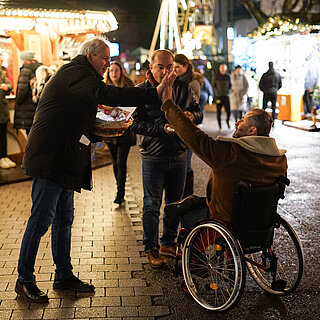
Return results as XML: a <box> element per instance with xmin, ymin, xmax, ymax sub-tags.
<box><xmin>142</xmin><ymin>154</ymin><xmax>187</xmax><ymax>252</ymax></box>
<box><xmin>181</xmin><ymin>207</ymin><xmax>209</xmax><ymax>231</ymax></box>
<box><xmin>18</xmin><ymin>178</ymin><xmax>74</xmax><ymax>282</ymax></box>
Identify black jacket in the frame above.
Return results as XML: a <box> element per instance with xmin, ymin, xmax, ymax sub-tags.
<box><xmin>22</xmin><ymin>55</ymin><xmax>158</xmax><ymax>192</ymax></box>
<box><xmin>259</xmin><ymin>68</ymin><xmax>282</xmax><ymax>94</ymax></box>
<box><xmin>212</xmin><ymin>72</ymin><xmax>232</xmax><ymax>98</ymax></box>
<box><xmin>14</xmin><ymin>59</ymin><xmax>42</xmax><ymax>130</ymax></box>
<box><xmin>131</xmin><ymin>79</ymin><xmax>202</xmax><ymax>159</ymax></box>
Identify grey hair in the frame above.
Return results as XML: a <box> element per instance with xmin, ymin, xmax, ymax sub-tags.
<box><xmin>78</xmin><ymin>37</ymin><xmax>108</xmax><ymax>55</ymax></box>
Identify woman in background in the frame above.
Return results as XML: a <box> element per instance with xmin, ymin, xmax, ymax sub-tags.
<box><xmin>173</xmin><ymin>54</ymin><xmax>203</xmax><ymax>198</ymax></box>
<box><xmin>104</xmin><ymin>61</ymin><xmax>136</xmax><ymax>204</ymax></box>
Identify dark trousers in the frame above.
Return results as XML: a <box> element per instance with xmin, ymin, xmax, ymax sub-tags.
<box><xmin>106</xmin><ymin>142</ymin><xmax>131</xmax><ymax>197</ymax></box>
<box><xmin>18</xmin><ymin>178</ymin><xmax>74</xmax><ymax>282</ymax></box>
<box><xmin>262</xmin><ymin>92</ymin><xmax>278</xmax><ymax>122</ymax></box>
<box><xmin>216</xmin><ymin>96</ymin><xmax>231</xmax><ymax>128</ymax></box>
<box><xmin>0</xmin><ymin>122</ymin><xmax>7</xmax><ymax>158</ymax></box>
<box><xmin>303</xmin><ymin>90</ymin><xmax>314</xmax><ymax>115</ymax></box>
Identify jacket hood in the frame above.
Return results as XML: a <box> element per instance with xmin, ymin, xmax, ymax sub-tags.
<box><xmin>217</xmin><ymin>135</ymin><xmax>286</xmax><ymax>156</ymax></box>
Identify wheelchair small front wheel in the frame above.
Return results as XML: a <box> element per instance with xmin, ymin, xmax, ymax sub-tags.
<box><xmin>246</xmin><ymin>216</ymin><xmax>304</xmax><ymax>295</ymax></box>
<box><xmin>182</xmin><ymin>222</ymin><xmax>246</xmax><ymax>311</ymax></box>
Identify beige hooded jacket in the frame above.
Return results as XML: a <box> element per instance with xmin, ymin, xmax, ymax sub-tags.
<box><xmin>161</xmin><ymin>99</ymin><xmax>287</xmax><ymax>224</ymax></box>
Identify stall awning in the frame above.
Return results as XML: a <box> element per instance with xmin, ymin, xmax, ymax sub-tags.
<box><xmin>0</xmin><ymin>8</ymin><xmax>118</xmax><ymax>35</ymax></box>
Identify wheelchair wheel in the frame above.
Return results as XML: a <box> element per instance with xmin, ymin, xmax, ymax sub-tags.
<box><xmin>182</xmin><ymin>222</ymin><xmax>246</xmax><ymax>311</ymax></box>
<box><xmin>246</xmin><ymin>216</ymin><xmax>304</xmax><ymax>295</ymax></box>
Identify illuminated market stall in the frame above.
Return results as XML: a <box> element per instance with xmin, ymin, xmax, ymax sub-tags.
<box><xmin>0</xmin><ymin>6</ymin><xmax>118</xmax><ymax>159</ymax></box>
<box><xmin>247</xmin><ymin>16</ymin><xmax>320</xmax><ymax>123</ymax></box>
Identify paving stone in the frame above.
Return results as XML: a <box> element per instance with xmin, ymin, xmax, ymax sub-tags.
<box><xmin>61</xmin><ymin>297</ymin><xmax>91</xmax><ymax>308</ymax></box>
<box><xmin>75</xmin><ymin>306</ymin><xmax>106</xmax><ymax>318</ymax></box>
<box><xmin>11</xmin><ymin>308</ymin><xmax>44</xmax><ymax>319</ymax></box>
<box><xmin>107</xmin><ymin>306</ymin><xmax>138</xmax><ymax>318</ymax></box>
<box><xmin>138</xmin><ymin>305</ymin><xmax>170</xmax><ymax>317</ymax></box>
<box><xmin>122</xmin><ymin>296</ymin><xmax>152</xmax><ymax>306</ymax></box>
<box><xmin>43</xmin><ymin>307</ymin><xmax>75</xmax><ymax>319</ymax></box>
<box><xmin>91</xmin><ymin>296</ymin><xmax>121</xmax><ymax>307</ymax></box>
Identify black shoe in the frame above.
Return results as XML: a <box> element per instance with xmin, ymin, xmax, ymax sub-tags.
<box><xmin>15</xmin><ymin>280</ymin><xmax>49</xmax><ymax>303</ymax></box>
<box><xmin>114</xmin><ymin>196</ymin><xmax>124</xmax><ymax>204</ymax></box>
<box><xmin>53</xmin><ymin>275</ymin><xmax>95</xmax><ymax>292</ymax></box>
<box><xmin>164</xmin><ymin>195</ymin><xmax>198</xmax><ymax>220</ymax></box>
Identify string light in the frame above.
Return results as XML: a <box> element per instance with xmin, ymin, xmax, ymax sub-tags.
<box><xmin>248</xmin><ymin>15</ymin><xmax>319</xmax><ymax>40</ymax></box>
<box><xmin>0</xmin><ymin>8</ymin><xmax>118</xmax><ymax>33</ymax></box>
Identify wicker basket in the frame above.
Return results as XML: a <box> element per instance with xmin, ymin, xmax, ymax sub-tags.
<box><xmin>93</xmin><ymin>117</ymin><xmax>133</xmax><ymax>138</ymax></box>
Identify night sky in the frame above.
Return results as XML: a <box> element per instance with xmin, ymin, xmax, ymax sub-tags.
<box><xmin>5</xmin><ymin>0</ymin><xmax>161</xmax><ymax>52</ymax></box>
<box><xmin>82</xmin><ymin>0</ymin><xmax>161</xmax><ymax>52</ymax></box>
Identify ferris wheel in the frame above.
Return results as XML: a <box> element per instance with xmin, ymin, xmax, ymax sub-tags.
<box><xmin>149</xmin><ymin>0</ymin><xmax>216</xmax><ymax>58</ymax></box>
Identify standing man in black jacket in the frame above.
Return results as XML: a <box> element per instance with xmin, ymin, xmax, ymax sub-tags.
<box><xmin>131</xmin><ymin>49</ymin><xmax>202</xmax><ymax>268</ymax></box>
<box><xmin>212</xmin><ymin>63</ymin><xmax>232</xmax><ymax>132</ymax></box>
<box><xmin>259</xmin><ymin>61</ymin><xmax>282</xmax><ymax>125</ymax></box>
<box><xmin>15</xmin><ymin>38</ymin><xmax>173</xmax><ymax>303</ymax></box>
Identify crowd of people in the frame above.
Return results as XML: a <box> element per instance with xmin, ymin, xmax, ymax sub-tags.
<box><xmin>0</xmin><ymin>37</ymin><xmax>290</xmax><ymax>304</ymax></box>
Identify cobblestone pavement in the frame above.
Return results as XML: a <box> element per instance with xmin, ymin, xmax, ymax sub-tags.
<box><xmin>0</xmin><ymin>110</ymin><xmax>319</xmax><ymax>319</ymax></box>
<box><xmin>0</xmin><ymin>163</ymin><xmax>169</xmax><ymax>319</ymax></box>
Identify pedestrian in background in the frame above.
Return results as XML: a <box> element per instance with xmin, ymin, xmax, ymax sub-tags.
<box><xmin>0</xmin><ymin>65</ymin><xmax>14</xmax><ymax>169</ymax></box>
<box><xmin>173</xmin><ymin>54</ymin><xmax>203</xmax><ymax>198</ymax></box>
<box><xmin>230</xmin><ymin>65</ymin><xmax>249</xmax><ymax>122</ymax></box>
<box><xmin>196</xmin><ymin>68</ymin><xmax>213</xmax><ymax>126</ymax></box>
<box><xmin>212</xmin><ymin>63</ymin><xmax>232</xmax><ymax>132</ymax></box>
<box><xmin>104</xmin><ymin>61</ymin><xmax>136</xmax><ymax>204</ymax></box>
<box><xmin>13</xmin><ymin>51</ymin><xmax>42</xmax><ymax>135</ymax></box>
<box><xmin>0</xmin><ymin>53</ymin><xmax>14</xmax><ymax>86</ymax></box>
<box><xmin>259</xmin><ymin>61</ymin><xmax>282</xmax><ymax>125</ymax></box>
<box><xmin>302</xmin><ymin>65</ymin><xmax>319</xmax><ymax>116</ymax></box>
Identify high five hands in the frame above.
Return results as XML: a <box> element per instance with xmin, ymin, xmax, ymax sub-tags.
<box><xmin>156</xmin><ymin>71</ymin><xmax>177</xmax><ymax>102</ymax></box>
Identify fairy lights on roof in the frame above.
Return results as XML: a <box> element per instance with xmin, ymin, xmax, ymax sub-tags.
<box><xmin>0</xmin><ymin>8</ymin><xmax>118</xmax><ymax>34</ymax></box>
<box><xmin>247</xmin><ymin>15</ymin><xmax>319</xmax><ymax>40</ymax></box>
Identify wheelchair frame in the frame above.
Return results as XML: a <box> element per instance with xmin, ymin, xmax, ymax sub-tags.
<box><xmin>174</xmin><ymin>179</ymin><xmax>304</xmax><ymax>312</ymax></box>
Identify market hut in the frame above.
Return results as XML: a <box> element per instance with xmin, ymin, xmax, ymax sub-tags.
<box><xmin>247</xmin><ymin>16</ymin><xmax>320</xmax><ymax>123</ymax></box>
<box><xmin>0</xmin><ymin>1</ymin><xmax>118</xmax><ymax>164</ymax></box>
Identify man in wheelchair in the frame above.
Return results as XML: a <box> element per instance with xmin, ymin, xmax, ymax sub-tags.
<box><xmin>157</xmin><ymin>84</ymin><xmax>304</xmax><ymax>309</ymax></box>
<box><xmin>160</xmin><ymin>98</ymin><xmax>287</xmax><ymax>235</ymax></box>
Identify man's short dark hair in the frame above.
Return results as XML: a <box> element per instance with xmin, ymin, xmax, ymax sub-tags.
<box><xmin>247</xmin><ymin>109</ymin><xmax>273</xmax><ymax>136</ymax></box>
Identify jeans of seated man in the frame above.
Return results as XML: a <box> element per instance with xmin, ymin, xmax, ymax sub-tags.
<box><xmin>180</xmin><ymin>207</ymin><xmax>209</xmax><ymax>231</ymax></box>
<box><xmin>142</xmin><ymin>155</ymin><xmax>187</xmax><ymax>252</ymax></box>
<box><xmin>18</xmin><ymin>178</ymin><xmax>74</xmax><ymax>282</ymax></box>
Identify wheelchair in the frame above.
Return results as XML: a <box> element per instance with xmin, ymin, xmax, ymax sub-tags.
<box><xmin>169</xmin><ymin>176</ymin><xmax>304</xmax><ymax>312</ymax></box>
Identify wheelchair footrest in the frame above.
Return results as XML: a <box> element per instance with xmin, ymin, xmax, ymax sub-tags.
<box><xmin>271</xmin><ymin>279</ymin><xmax>287</xmax><ymax>291</ymax></box>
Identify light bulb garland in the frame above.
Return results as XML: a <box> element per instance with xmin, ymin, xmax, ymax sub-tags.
<box><xmin>247</xmin><ymin>15</ymin><xmax>319</xmax><ymax>40</ymax></box>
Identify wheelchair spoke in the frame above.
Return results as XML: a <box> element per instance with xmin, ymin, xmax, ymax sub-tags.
<box><xmin>182</xmin><ymin>223</ymin><xmax>246</xmax><ymax>311</ymax></box>
<box><xmin>246</xmin><ymin>217</ymin><xmax>304</xmax><ymax>295</ymax></box>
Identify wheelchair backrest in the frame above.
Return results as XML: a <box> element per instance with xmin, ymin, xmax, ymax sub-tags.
<box><xmin>232</xmin><ymin>176</ymin><xmax>289</xmax><ymax>253</ymax></box>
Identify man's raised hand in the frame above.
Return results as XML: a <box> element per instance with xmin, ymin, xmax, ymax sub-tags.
<box><xmin>157</xmin><ymin>71</ymin><xmax>176</xmax><ymax>102</ymax></box>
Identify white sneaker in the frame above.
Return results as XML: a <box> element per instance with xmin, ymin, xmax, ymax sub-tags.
<box><xmin>0</xmin><ymin>157</ymin><xmax>11</xmax><ymax>169</ymax></box>
<box><xmin>0</xmin><ymin>157</ymin><xmax>16</xmax><ymax>169</ymax></box>
<box><xmin>4</xmin><ymin>157</ymin><xmax>16</xmax><ymax>168</ymax></box>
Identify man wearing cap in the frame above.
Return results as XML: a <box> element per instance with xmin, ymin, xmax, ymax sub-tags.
<box><xmin>14</xmin><ymin>51</ymin><xmax>42</xmax><ymax>135</ymax></box>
